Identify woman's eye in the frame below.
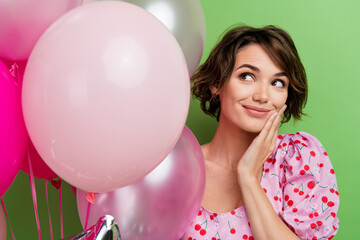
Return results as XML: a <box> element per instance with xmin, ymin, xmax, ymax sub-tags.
<box><xmin>272</xmin><ymin>80</ymin><xmax>285</xmax><ymax>88</ymax></box>
<box><xmin>239</xmin><ymin>73</ymin><xmax>254</xmax><ymax>81</ymax></box>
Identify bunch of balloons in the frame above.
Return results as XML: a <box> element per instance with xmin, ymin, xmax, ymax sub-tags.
<box><xmin>1</xmin><ymin>0</ymin><xmax>206</xmax><ymax>239</ymax></box>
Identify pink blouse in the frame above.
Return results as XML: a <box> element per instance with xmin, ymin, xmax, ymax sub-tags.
<box><xmin>181</xmin><ymin>132</ymin><xmax>339</xmax><ymax>240</ymax></box>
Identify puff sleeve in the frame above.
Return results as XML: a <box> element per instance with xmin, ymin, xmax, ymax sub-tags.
<box><xmin>279</xmin><ymin>132</ymin><xmax>339</xmax><ymax>239</ymax></box>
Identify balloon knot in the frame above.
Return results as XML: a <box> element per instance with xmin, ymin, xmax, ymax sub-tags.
<box><xmin>86</xmin><ymin>192</ymin><xmax>96</xmax><ymax>203</ymax></box>
<box><xmin>9</xmin><ymin>62</ymin><xmax>18</xmax><ymax>80</ymax></box>
<box><xmin>50</xmin><ymin>179</ymin><xmax>62</xmax><ymax>189</ymax></box>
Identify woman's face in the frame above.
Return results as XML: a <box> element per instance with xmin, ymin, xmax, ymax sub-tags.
<box><xmin>216</xmin><ymin>44</ymin><xmax>288</xmax><ymax>133</ymax></box>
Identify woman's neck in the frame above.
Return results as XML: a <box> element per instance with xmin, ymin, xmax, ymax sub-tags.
<box><xmin>204</xmin><ymin>114</ymin><xmax>258</xmax><ymax>169</ymax></box>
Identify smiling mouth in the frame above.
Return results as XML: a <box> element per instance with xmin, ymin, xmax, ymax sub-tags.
<box><xmin>242</xmin><ymin>105</ymin><xmax>271</xmax><ymax>117</ymax></box>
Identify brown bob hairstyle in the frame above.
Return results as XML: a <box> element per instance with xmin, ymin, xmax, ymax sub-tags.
<box><xmin>191</xmin><ymin>25</ymin><xmax>308</xmax><ymax>123</ymax></box>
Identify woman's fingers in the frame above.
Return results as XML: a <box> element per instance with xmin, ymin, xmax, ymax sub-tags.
<box><xmin>257</xmin><ymin>111</ymin><xmax>278</xmax><ymax>142</ymax></box>
<box><xmin>266</xmin><ymin>105</ymin><xmax>287</xmax><ymax>143</ymax></box>
<box><xmin>269</xmin><ymin>105</ymin><xmax>287</xmax><ymax>138</ymax></box>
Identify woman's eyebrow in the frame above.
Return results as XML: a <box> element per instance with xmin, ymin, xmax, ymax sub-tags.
<box><xmin>236</xmin><ymin>64</ymin><xmax>287</xmax><ymax>78</ymax></box>
<box><xmin>274</xmin><ymin>72</ymin><xmax>287</xmax><ymax>77</ymax></box>
<box><xmin>236</xmin><ymin>64</ymin><xmax>259</xmax><ymax>72</ymax></box>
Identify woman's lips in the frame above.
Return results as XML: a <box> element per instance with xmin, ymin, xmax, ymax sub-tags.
<box><xmin>242</xmin><ymin>105</ymin><xmax>271</xmax><ymax>117</ymax></box>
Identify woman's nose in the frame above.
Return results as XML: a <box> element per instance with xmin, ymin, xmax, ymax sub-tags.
<box><xmin>252</xmin><ymin>83</ymin><xmax>269</xmax><ymax>103</ymax></box>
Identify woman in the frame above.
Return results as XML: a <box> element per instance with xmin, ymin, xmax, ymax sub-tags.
<box><xmin>182</xmin><ymin>25</ymin><xmax>339</xmax><ymax>240</ymax></box>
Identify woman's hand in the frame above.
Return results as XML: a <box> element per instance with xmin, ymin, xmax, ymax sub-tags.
<box><xmin>237</xmin><ymin>105</ymin><xmax>287</xmax><ymax>184</ymax></box>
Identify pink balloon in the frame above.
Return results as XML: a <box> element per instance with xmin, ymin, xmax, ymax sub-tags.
<box><xmin>21</xmin><ymin>140</ymin><xmax>58</xmax><ymax>180</ymax></box>
<box><xmin>0</xmin><ymin>59</ymin><xmax>56</xmax><ymax>180</ymax></box>
<box><xmin>1</xmin><ymin>59</ymin><xmax>55</xmax><ymax>180</ymax></box>
<box><xmin>0</xmin><ymin>207</ymin><xmax>6</xmax><ymax>240</ymax></box>
<box><xmin>0</xmin><ymin>0</ymin><xmax>83</xmax><ymax>61</ymax></box>
<box><xmin>0</xmin><ymin>60</ymin><xmax>28</xmax><ymax>197</ymax></box>
<box><xmin>77</xmin><ymin>126</ymin><xmax>205</xmax><ymax>240</ymax></box>
<box><xmin>22</xmin><ymin>2</ymin><xmax>190</xmax><ymax>193</ymax></box>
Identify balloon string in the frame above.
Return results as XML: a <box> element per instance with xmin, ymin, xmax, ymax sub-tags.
<box><xmin>28</xmin><ymin>150</ymin><xmax>42</xmax><ymax>240</ymax></box>
<box><xmin>45</xmin><ymin>181</ymin><xmax>54</xmax><ymax>240</ymax></box>
<box><xmin>1</xmin><ymin>198</ymin><xmax>16</xmax><ymax>240</ymax></box>
<box><xmin>84</xmin><ymin>201</ymin><xmax>91</xmax><ymax>230</ymax></box>
<box><xmin>59</xmin><ymin>178</ymin><xmax>63</xmax><ymax>239</ymax></box>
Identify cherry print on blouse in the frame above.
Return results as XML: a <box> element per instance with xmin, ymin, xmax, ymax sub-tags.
<box><xmin>230</xmin><ymin>210</ymin><xmax>242</xmax><ymax>219</ymax></box>
<box><xmin>321</xmin><ymin>196</ymin><xmax>335</xmax><ymax>213</ymax></box>
<box><xmin>303</xmin><ymin>194</ymin><xmax>316</xmax><ymax>206</ymax></box>
<box><xmin>308</xmin><ymin>207</ymin><xmax>319</xmax><ymax>219</ymax></box>
<box><xmin>294</xmin><ymin>217</ymin><xmax>304</xmax><ymax>226</ymax></box>
<box><xmin>325</xmin><ymin>212</ymin><xmax>337</xmax><ymax>221</ymax></box>
<box><xmin>317</xmin><ymin>162</ymin><xmax>324</xmax><ymax>173</ymax></box>
<box><xmin>278</xmin><ymin>142</ymin><xmax>293</xmax><ymax>158</ymax></box>
<box><xmin>242</xmin><ymin>234</ymin><xmax>254</xmax><ymax>240</ymax></box>
<box><xmin>299</xmin><ymin>164</ymin><xmax>314</xmax><ymax>176</ymax></box>
<box><xmin>282</xmin><ymin>175</ymin><xmax>287</xmax><ymax>184</ymax></box>
<box><xmin>266</xmin><ymin>157</ymin><xmax>278</xmax><ymax>165</ymax></box>
<box><xmin>293</xmin><ymin>138</ymin><xmax>308</xmax><ymax>150</ymax></box>
<box><xmin>284</xmin><ymin>194</ymin><xmax>294</xmax><ymax>210</ymax></box>
<box><xmin>194</xmin><ymin>219</ymin><xmax>208</xmax><ymax>236</ymax></box>
<box><xmin>308</xmin><ymin>151</ymin><xmax>316</xmax><ymax>163</ymax></box>
<box><xmin>292</xmin><ymin>182</ymin><xmax>305</xmax><ymax>196</ymax></box>
<box><xmin>329</xmin><ymin>184</ymin><xmax>339</xmax><ymax>196</ymax></box>
<box><xmin>273</xmin><ymin>190</ymin><xmax>282</xmax><ymax>202</ymax></box>
<box><xmin>320</xmin><ymin>145</ymin><xmax>328</xmax><ymax>155</ymax></box>
<box><xmin>211</xmin><ymin>231</ymin><xmax>221</xmax><ymax>240</ymax></box>
<box><xmin>310</xmin><ymin>220</ymin><xmax>323</xmax><ymax>232</ymax></box>
<box><xmin>262</xmin><ymin>167</ymin><xmax>270</xmax><ymax>178</ymax></box>
<box><xmin>307</xmin><ymin>180</ymin><xmax>318</xmax><ymax>190</ymax></box>
<box><xmin>210</xmin><ymin>213</ymin><xmax>219</xmax><ymax>223</ymax></box>
<box><xmin>227</xmin><ymin>221</ymin><xmax>236</xmax><ymax>234</ymax></box>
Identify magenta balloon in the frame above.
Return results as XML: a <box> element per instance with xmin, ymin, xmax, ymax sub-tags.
<box><xmin>21</xmin><ymin>140</ymin><xmax>58</xmax><ymax>180</ymax></box>
<box><xmin>0</xmin><ymin>60</ymin><xmax>28</xmax><ymax>197</ymax></box>
<box><xmin>77</xmin><ymin>126</ymin><xmax>205</xmax><ymax>240</ymax></box>
<box><xmin>0</xmin><ymin>207</ymin><xmax>6</xmax><ymax>240</ymax></box>
<box><xmin>0</xmin><ymin>0</ymin><xmax>83</xmax><ymax>61</ymax></box>
<box><xmin>22</xmin><ymin>2</ymin><xmax>190</xmax><ymax>193</ymax></box>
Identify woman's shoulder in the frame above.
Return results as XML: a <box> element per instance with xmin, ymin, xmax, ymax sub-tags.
<box><xmin>277</xmin><ymin>131</ymin><xmax>324</xmax><ymax>146</ymax></box>
<box><xmin>275</xmin><ymin>131</ymin><xmax>327</xmax><ymax>158</ymax></box>
<box><xmin>273</xmin><ymin>132</ymin><xmax>340</xmax><ymax>239</ymax></box>
<box><xmin>271</xmin><ymin>131</ymin><xmax>334</xmax><ymax>177</ymax></box>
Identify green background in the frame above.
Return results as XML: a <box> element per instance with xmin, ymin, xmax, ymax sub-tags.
<box><xmin>3</xmin><ymin>0</ymin><xmax>358</xmax><ymax>239</ymax></box>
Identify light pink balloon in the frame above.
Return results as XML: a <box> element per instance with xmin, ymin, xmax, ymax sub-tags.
<box><xmin>0</xmin><ymin>60</ymin><xmax>28</xmax><ymax>197</ymax></box>
<box><xmin>22</xmin><ymin>2</ymin><xmax>190</xmax><ymax>193</ymax></box>
<box><xmin>77</xmin><ymin>126</ymin><xmax>205</xmax><ymax>240</ymax></box>
<box><xmin>0</xmin><ymin>207</ymin><xmax>6</xmax><ymax>240</ymax></box>
<box><xmin>0</xmin><ymin>0</ymin><xmax>83</xmax><ymax>61</ymax></box>
<box><xmin>21</xmin><ymin>140</ymin><xmax>58</xmax><ymax>180</ymax></box>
